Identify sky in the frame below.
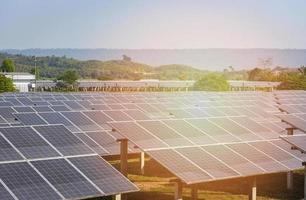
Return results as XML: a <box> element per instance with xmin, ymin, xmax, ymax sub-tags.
<box><xmin>1</xmin><ymin>0</ymin><xmax>306</xmax><ymax>49</ymax></box>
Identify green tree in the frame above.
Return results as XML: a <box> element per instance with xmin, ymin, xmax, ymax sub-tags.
<box><xmin>30</xmin><ymin>68</ymin><xmax>40</xmax><ymax>80</ymax></box>
<box><xmin>194</xmin><ymin>73</ymin><xmax>229</xmax><ymax>91</ymax></box>
<box><xmin>0</xmin><ymin>75</ymin><xmax>15</xmax><ymax>92</ymax></box>
<box><xmin>1</xmin><ymin>59</ymin><xmax>15</xmax><ymax>72</ymax></box>
<box><xmin>57</xmin><ymin>70</ymin><xmax>79</xmax><ymax>89</ymax></box>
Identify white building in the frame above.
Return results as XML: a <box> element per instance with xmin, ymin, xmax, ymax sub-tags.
<box><xmin>2</xmin><ymin>72</ymin><xmax>35</xmax><ymax>92</ymax></box>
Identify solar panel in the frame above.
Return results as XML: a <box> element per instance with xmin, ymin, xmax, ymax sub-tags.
<box><xmin>0</xmin><ymin>181</ymin><xmax>15</xmax><ymax>200</ymax></box>
<box><xmin>0</xmin><ymin>162</ymin><xmax>61</xmax><ymax>200</ymax></box>
<box><xmin>277</xmin><ymin>114</ymin><xmax>306</xmax><ymax>133</ymax></box>
<box><xmin>0</xmin><ymin>135</ymin><xmax>23</xmax><ymax>161</ymax></box>
<box><xmin>103</xmin><ymin>110</ymin><xmax>133</xmax><ymax>121</ymax></box>
<box><xmin>63</xmin><ymin>101</ymin><xmax>85</xmax><ymax>110</ymax></box>
<box><xmin>50</xmin><ymin>105</ymin><xmax>71</xmax><ymax>111</ymax></box>
<box><xmin>202</xmin><ymin>145</ymin><xmax>264</xmax><ymax>176</ymax></box>
<box><xmin>61</xmin><ymin>112</ymin><xmax>101</xmax><ymax>131</ymax></box>
<box><xmin>186</xmin><ymin>119</ymin><xmax>239</xmax><ymax>142</ymax></box>
<box><xmin>83</xmin><ymin>111</ymin><xmax>112</xmax><ymax>129</ymax></box>
<box><xmin>280</xmin><ymin>135</ymin><xmax>306</xmax><ymax>153</ymax></box>
<box><xmin>137</xmin><ymin>121</ymin><xmax>193</xmax><ymax>147</ymax></box>
<box><xmin>31</xmin><ymin>158</ymin><xmax>102</xmax><ymax>199</ymax></box>
<box><xmin>147</xmin><ymin>149</ymin><xmax>212</xmax><ymax>184</ymax></box>
<box><xmin>230</xmin><ymin>117</ymin><xmax>279</xmax><ymax>139</ymax></box>
<box><xmin>85</xmin><ymin>131</ymin><xmax>121</xmax><ymax>155</ymax></box>
<box><xmin>162</xmin><ymin>119</ymin><xmax>216</xmax><ymax>145</ymax></box>
<box><xmin>175</xmin><ymin>147</ymin><xmax>239</xmax><ymax>178</ymax></box>
<box><xmin>32</xmin><ymin>106</ymin><xmax>53</xmax><ymax>112</ymax></box>
<box><xmin>123</xmin><ymin>109</ymin><xmax>151</xmax><ymax>120</ymax></box>
<box><xmin>227</xmin><ymin>143</ymin><xmax>288</xmax><ymax>172</ymax></box>
<box><xmin>13</xmin><ymin>106</ymin><xmax>35</xmax><ymax>113</ymax></box>
<box><xmin>209</xmin><ymin>118</ymin><xmax>261</xmax><ymax>141</ymax></box>
<box><xmin>272</xmin><ymin>139</ymin><xmax>306</xmax><ymax>161</ymax></box>
<box><xmin>13</xmin><ymin>113</ymin><xmax>47</xmax><ymax>125</ymax></box>
<box><xmin>109</xmin><ymin>121</ymin><xmax>168</xmax><ymax>150</ymax></box>
<box><xmin>74</xmin><ymin>133</ymin><xmax>109</xmax><ymax>155</ymax></box>
<box><xmin>0</xmin><ymin>127</ymin><xmax>60</xmax><ymax>159</ymax></box>
<box><xmin>69</xmin><ymin>156</ymin><xmax>138</xmax><ymax>195</ymax></box>
<box><xmin>33</xmin><ymin>125</ymin><xmax>94</xmax><ymax>156</ymax></box>
<box><xmin>38</xmin><ymin>112</ymin><xmax>79</xmax><ymax>132</ymax></box>
<box><xmin>248</xmin><ymin>141</ymin><xmax>301</xmax><ymax>169</ymax></box>
<box><xmin>0</xmin><ymin>107</ymin><xmax>19</xmax><ymax>123</ymax></box>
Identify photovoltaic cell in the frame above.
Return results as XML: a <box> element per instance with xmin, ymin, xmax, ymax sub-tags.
<box><xmin>69</xmin><ymin>156</ymin><xmax>138</xmax><ymax>195</ymax></box>
<box><xmin>31</xmin><ymin>158</ymin><xmax>101</xmax><ymax>199</ymax></box>
<box><xmin>13</xmin><ymin>107</ymin><xmax>35</xmax><ymax>113</ymax></box>
<box><xmin>61</xmin><ymin>112</ymin><xmax>101</xmax><ymax>131</ymax></box>
<box><xmin>32</xmin><ymin>106</ymin><xmax>53</xmax><ymax>112</ymax></box>
<box><xmin>147</xmin><ymin>149</ymin><xmax>212</xmax><ymax>184</ymax></box>
<box><xmin>0</xmin><ymin>162</ymin><xmax>61</xmax><ymax>200</ymax></box>
<box><xmin>249</xmin><ymin>141</ymin><xmax>301</xmax><ymax>169</ymax></box>
<box><xmin>13</xmin><ymin>113</ymin><xmax>47</xmax><ymax>125</ymax></box>
<box><xmin>227</xmin><ymin>143</ymin><xmax>287</xmax><ymax>173</ymax></box>
<box><xmin>38</xmin><ymin>112</ymin><xmax>79</xmax><ymax>132</ymax></box>
<box><xmin>137</xmin><ymin>121</ymin><xmax>193</xmax><ymax>147</ymax></box>
<box><xmin>280</xmin><ymin>135</ymin><xmax>306</xmax><ymax>153</ymax></box>
<box><xmin>202</xmin><ymin>145</ymin><xmax>264</xmax><ymax>176</ymax></box>
<box><xmin>176</xmin><ymin>147</ymin><xmax>239</xmax><ymax>178</ymax></box>
<box><xmin>85</xmin><ymin>131</ymin><xmax>120</xmax><ymax>155</ymax></box>
<box><xmin>209</xmin><ymin>118</ymin><xmax>260</xmax><ymax>141</ymax></box>
<box><xmin>109</xmin><ymin>121</ymin><xmax>168</xmax><ymax>150</ymax></box>
<box><xmin>230</xmin><ymin>117</ymin><xmax>279</xmax><ymax>139</ymax></box>
<box><xmin>75</xmin><ymin>133</ymin><xmax>109</xmax><ymax>155</ymax></box>
<box><xmin>103</xmin><ymin>110</ymin><xmax>133</xmax><ymax>121</ymax></box>
<box><xmin>187</xmin><ymin>119</ymin><xmax>239</xmax><ymax>142</ymax></box>
<box><xmin>0</xmin><ymin>127</ymin><xmax>60</xmax><ymax>159</ymax></box>
<box><xmin>83</xmin><ymin>111</ymin><xmax>112</xmax><ymax>129</ymax></box>
<box><xmin>0</xmin><ymin>181</ymin><xmax>15</xmax><ymax>200</ymax></box>
<box><xmin>162</xmin><ymin>119</ymin><xmax>216</xmax><ymax>145</ymax></box>
<box><xmin>33</xmin><ymin>125</ymin><xmax>93</xmax><ymax>156</ymax></box>
<box><xmin>0</xmin><ymin>135</ymin><xmax>23</xmax><ymax>161</ymax></box>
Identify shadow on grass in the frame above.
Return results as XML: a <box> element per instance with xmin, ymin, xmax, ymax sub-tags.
<box><xmin>104</xmin><ymin>154</ymin><xmax>304</xmax><ymax>200</ymax></box>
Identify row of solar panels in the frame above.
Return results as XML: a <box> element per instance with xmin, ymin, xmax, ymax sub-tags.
<box><xmin>0</xmin><ymin>124</ymin><xmax>138</xmax><ymax>200</ymax></box>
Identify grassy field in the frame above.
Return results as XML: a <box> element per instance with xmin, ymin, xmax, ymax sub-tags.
<box><xmin>105</xmin><ymin>155</ymin><xmax>304</xmax><ymax>200</ymax></box>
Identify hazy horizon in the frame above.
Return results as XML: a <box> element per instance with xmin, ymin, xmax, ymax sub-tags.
<box><xmin>2</xmin><ymin>48</ymin><xmax>306</xmax><ymax>70</ymax></box>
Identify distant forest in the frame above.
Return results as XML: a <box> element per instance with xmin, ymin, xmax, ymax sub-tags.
<box><xmin>0</xmin><ymin>52</ymin><xmax>215</xmax><ymax>80</ymax></box>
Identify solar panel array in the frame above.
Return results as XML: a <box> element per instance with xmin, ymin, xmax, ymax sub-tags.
<box><xmin>0</xmin><ymin>90</ymin><xmax>305</xmax><ymax>196</ymax></box>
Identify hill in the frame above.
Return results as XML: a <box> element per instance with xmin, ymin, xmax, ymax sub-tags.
<box><xmin>2</xmin><ymin>48</ymin><xmax>306</xmax><ymax>70</ymax></box>
<box><xmin>0</xmin><ymin>52</ymin><xmax>207</xmax><ymax>80</ymax></box>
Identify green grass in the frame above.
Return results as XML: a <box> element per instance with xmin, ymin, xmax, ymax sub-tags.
<box><xmin>104</xmin><ymin>155</ymin><xmax>304</xmax><ymax>200</ymax></box>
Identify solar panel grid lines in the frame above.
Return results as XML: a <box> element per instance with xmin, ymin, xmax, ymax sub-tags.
<box><xmin>0</xmin><ymin>126</ymin><xmax>60</xmax><ymax>159</ymax></box>
<box><xmin>202</xmin><ymin>145</ymin><xmax>265</xmax><ymax>176</ymax></box>
<box><xmin>228</xmin><ymin>117</ymin><xmax>280</xmax><ymax>140</ymax></box>
<box><xmin>248</xmin><ymin>141</ymin><xmax>302</xmax><ymax>170</ymax></box>
<box><xmin>276</xmin><ymin>114</ymin><xmax>306</xmax><ymax>133</ymax></box>
<box><xmin>280</xmin><ymin>135</ymin><xmax>306</xmax><ymax>153</ymax></box>
<box><xmin>0</xmin><ymin>179</ymin><xmax>18</xmax><ymax>200</ymax></box>
<box><xmin>13</xmin><ymin>113</ymin><xmax>48</xmax><ymax>126</ymax></box>
<box><xmin>186</xmin><ymin>118</ymin><xmax>241</xmax><ymax>143</ymax></box>
<box><xmin>61</xmin><ymin>111</ymin><xmax>102</xmax><ymax>132</ymax></box>
<box><xmin>31</xmin><ymin>158</ymin><xmax>103</xmax><ymax>199</ymax></box>
<box><xmin>74</xmin><ymin>132</ymin><xmax>110</xmax><ymax>155</ymax></box>
<box><xmin>209</xmin><ymin>117</ymin><xmax>262</xmax><ymax>141</ymax></box>
<box><xmin>136</xmin><ymin>120</ymin><xmax>194</xmax><ymax>147</ymax></box>
<box><xmin>162</xmin><ymin>119</ymin><xmax>218</xmax><ymax>145</ymax></box>
<box><xmin>33</xmin><ymin>125</ymin><xmax>94</xmax><ymax>156</ymax></box>
<box><xmin>146</xmin><ymin>149</ymin><xmax>213</xmax><ymax>184</ymax></box>
<box><xmin>38</xmin><ymin>112</ymin><xmax>81</xmax><ymax>133</ymax></box>
<box><xmin>68</xmin><ymin>156</ymin><xmax>139</xmax><ymax>195</ymax></box>
<box><xmin>175</xmin><ymin>147</ymin><xmax>241</xmax><ymax>179</ymax></box>
<box><xmin>0</xmin><ymin>161</ymin><xmax>62</xmax><ymax>200</ymax></box>
<box><xmin>226</xmin><ymin>143</ymin><xmax>288</xmax><ymax>173</ymax></box>
<box><xmin>109</xmin><ymin>121</ymin><xmax>169</xmax><ymax>150</ymax></box>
